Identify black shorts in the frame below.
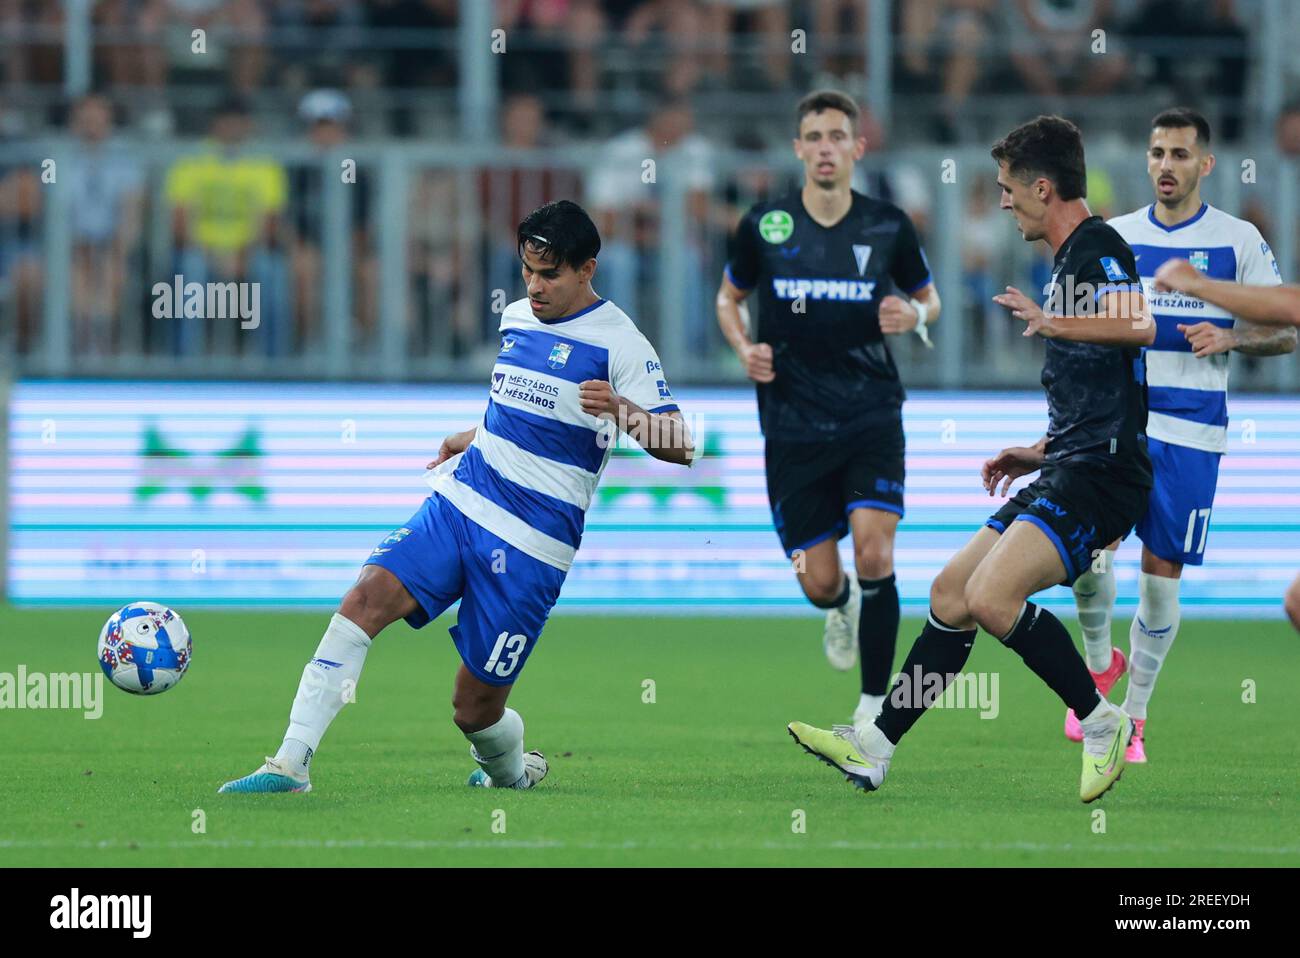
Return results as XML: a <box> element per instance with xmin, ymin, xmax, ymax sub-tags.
<box><xmin>765</xmin><ymin>418</ymin><xmax>905</xmax><ymax>557</ymax></box>
<box><xmin>986</xmin><ymin>461</ymin><xmax>1150</xmax><ymax>585</ymax></box>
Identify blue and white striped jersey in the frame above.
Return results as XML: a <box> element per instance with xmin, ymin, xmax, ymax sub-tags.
<box><xmin>425</xmin><ymin>297</ymin><xmax>680</xmax><ymax>571</ymax></box>
<box><xmin>1108</xmin><ymin>203</ymin><xmax>1283</xmax><ymax>453</ymax></box>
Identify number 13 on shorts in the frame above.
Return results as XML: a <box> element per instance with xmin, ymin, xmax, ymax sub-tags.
<box><xmin>1183</xmin><ymin>507</ymin><xmax>1212</xmax><ymax>556</ymax></box>
<box><xmin>485</xmin><ymin>631</ymin><xmax>527</xmax><ymax>678</ymax></box>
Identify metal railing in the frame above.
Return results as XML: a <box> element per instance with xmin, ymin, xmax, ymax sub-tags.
<box><xmin>3</xmin><ymin>138</ymin><xmax>1298</xmax><ymax>391</ymax></box>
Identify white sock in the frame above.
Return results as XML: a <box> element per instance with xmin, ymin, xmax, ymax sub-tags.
<box><xmin>1078</xmin><ymin>696</ymin><xmax>1112</xmax><ymax>727</ymax></box>
<box><xmin>275</xmin><ymin>613</ymin><xmax>372</xmax><ymax>775</ymax></box>
<box><xmin>857</xmin><ymin>693</ymin><xmax>884</xmax><ymax>721</ymax></box>
<box><xmin>466</xmin><ymin>708</ymin><xmax>527</xmax><ymax>787</ymax></box>
<box><xmin>1122</xmin><ymin>572</ymin><xmax>1181</xmax><ymax>720</ymax></box>
<box><xmin>1072</xmin><ymin>563</ymin><xmax>1116</xmax><ymax>673</ymax></box>
<box><xmin>858</xmin><ymin>721</ymin><xmax>896</xmax><ymax>760</ymax></box>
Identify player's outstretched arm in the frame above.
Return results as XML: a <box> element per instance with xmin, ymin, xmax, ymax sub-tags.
<box><xmin>994</xmin><ymin>286</ymin><xmax>1155</xmax><ymax>347</ymax></box>
<box><xmin>1225</xmin><ymin>320</ymin><xmax>1298</xmax><ymax>356</ymax></box>
<box><xmin>1178</xmin><ymin>317</ymin><xmax>1299</xmax><ymax>358</ymax></box>
<box><xmin>1156</xmin><ymin>258</ymin><xmax>1300</xmax><ymax>328</ymax></box>
<box><xmin>579</xmin><ymin>380</ymin><xmax>694</xmax><ymax>467</ymax></box>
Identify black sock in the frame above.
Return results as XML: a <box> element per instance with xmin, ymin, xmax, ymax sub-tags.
<box><xmin>809</xmin><ymin>574</ymin><xmax>851</xmax><ymax>610</ymax></box>
<box><xmin>999</xmin><ymin>602</ymin><xmax>1101</xmax><ymax>718</ymax></box>
<box><xmin>875</xmin><ymin>611</ymin><xmax>977</xmax><ymax>745</ymax></box>
<box><xmin>858</xmin><ymin>574</ymin><xmax>899</xmax><ymax>695</ymax></box>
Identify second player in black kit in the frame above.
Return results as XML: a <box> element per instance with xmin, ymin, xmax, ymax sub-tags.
<box><xmin>787</xmin><ymin>114</ymin><xmax>1154</xmax><ymax>803</ymax></box>
<box><xmin>726</xmin><ymin>189</ymin><xmax>932</xmax><ymax>549</ymax></box>
<box><xmin>986</xmin><ymin>215</ymin><xmax>1152</xmax><ymax>580</ymax></box>
<box><xmin>718</xmin><ymin>90</ymin><xmax>942</xmax><ymax>729</ymax></box>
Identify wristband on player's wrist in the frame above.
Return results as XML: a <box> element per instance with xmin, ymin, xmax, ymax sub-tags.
<box><xmin>910</xmin><ymin>297</ymin><xmax>934</xmax><ymax>349</ymax></box>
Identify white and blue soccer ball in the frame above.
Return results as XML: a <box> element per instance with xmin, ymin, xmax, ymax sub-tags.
<box><xmin>97</xmin><ymin>602</ymin><xmax>192</xmax><ymax>695</ymax></box>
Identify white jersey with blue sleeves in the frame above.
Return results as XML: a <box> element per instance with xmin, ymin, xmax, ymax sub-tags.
<box><xmin>1108</xmin><ymin>203</ymin><xmax>1283</xmax><ymax>453</ymax></box>
<box><xmin>425</xmin><ymin>297</ymin><xmax>679</xmax><ymax>571</ymax></box>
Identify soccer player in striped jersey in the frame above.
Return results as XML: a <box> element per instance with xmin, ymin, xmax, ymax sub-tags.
<box><xmin>1148</xmin><ymin>260</ymin><xmax>1300</xmax><ymax>634</ymax></box>
<box><xmin>219</xmin><ymin>201</ymin><xmax>694</xmax><ymax>793</ymax></box>
<box><xmin>1067</xmin><ymin>108</ymin><xmax>1296</xmax><ymax>762</ymax></box>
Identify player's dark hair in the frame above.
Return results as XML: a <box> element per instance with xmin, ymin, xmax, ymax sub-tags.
<box><xmin>517</xmin><ymin>200</ymin><xmax>601</xmax><ymax>271</ymax></box>
<box><xmin>991</xmin><ymin>115</ymin><xmax>1087</xmax><ymax>201</ymax></box>
<box><xmin>1151</xmin><ymin>107</ymin><xmax>1212</xmax><ymax>148</ymax></box>
<box><xmin>796</xmin><ymin>89</ymin><xmax>859</xmax><ymax>134</ymax></box>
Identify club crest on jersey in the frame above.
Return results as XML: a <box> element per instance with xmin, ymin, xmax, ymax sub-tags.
<box><xmin>375</xmin><ymin>527</ymin><xmax>412</xmax><ymax>554</ymax></box>
<box><xmin>853</xmin><ymin>244</ymin><xmax>873</xmax><ymax>276</ymax></box>
<box><xmin>547</xmin><ymin>342</ymin><xmax>574</xmax><ymax>369</ymax></box>
<box><xmin>1100</xmin><ymin>257</ymin><xmax>1128</xmax><ymax>281</ymax></box>
<box><xmin>759</xmin><ymin>210</ymin><xmax>795</xmax><ymax>244</ymax></box>
<box><xmin>1188</xmin><ymin>250</ymin><xmax>1209</xmax><ymax>272</ymax></box>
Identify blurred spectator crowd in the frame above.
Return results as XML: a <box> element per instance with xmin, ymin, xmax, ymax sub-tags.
<box><xmin>0</xmin><ymin>1</ymin><xmax>1273</xmax><ymax>142</ymax></box>
<box><xmin>0</xmin><ymin>1</ymin><xmax>1297</xmax><ymax>379</ymax></box>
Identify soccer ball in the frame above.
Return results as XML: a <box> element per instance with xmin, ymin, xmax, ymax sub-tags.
<box><xmin>97</xmin><ymin>602</ymin><xmax>192</xmax><ymax>695</ymax></box>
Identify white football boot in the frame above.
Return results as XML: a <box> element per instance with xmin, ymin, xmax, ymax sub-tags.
<box><xmin>822</xmin><ymin>577</ymin><xmax>861</xmax><ymax>671</ymax></box>
<box><xmin>218</xmin><ymin>757</ymin><xmax>312</xmax><ymax>794</ymax></box>
<box><xmin>466</xmin><ymin>748</ymin><xmax>549</xmax><ymax>789</ymax></box>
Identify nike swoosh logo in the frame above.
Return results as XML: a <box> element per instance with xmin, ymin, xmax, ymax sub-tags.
<box><xmin>1093</xmin><ymin>726</ymin><xmax>1125</xmax><ymax>776</ymax></box>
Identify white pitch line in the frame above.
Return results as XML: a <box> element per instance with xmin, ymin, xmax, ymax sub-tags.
<box><xmin>0</xmin><ymin>837</ymin><xmax>1295</xmax><ymax>856</ymax></box>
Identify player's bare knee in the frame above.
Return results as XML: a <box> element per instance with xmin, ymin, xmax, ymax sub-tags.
<box><xmin>853</xmin><ymin>540</ymin><xmax>893</xmax><ymax>580</ymax></box>
<box><xmin>337</xmin><ymin>586</ymin><xmax>372</xmax><ymax>629</ymax></box>
<box><xmin>964</xmin><ymin>582</ymin><xmax>1017</xmax><ymax>639</ymax></box>
<box><xmin>929</xmin><ymin>565</ymin><xmax>969</xmax><ymax>621</ymax></box>
<box><xmin>800</xmin><ymin>569</ymin><xmax>845</xmax><ymax>607</ymax></box>
<box><xmin>338</xmin><ymin>580</ymin><xmax>393</xmax><ymax>636</ymax></box>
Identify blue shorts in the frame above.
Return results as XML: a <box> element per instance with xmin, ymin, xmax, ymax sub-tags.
<box><xmin>1135</xmin><ymin>436</ymin><xmax>1221</xmax><ymax>566</ymax></box>
<box><xmin>364</xmin><ymin>493</ymin><xmax>567</xmax><ymax>685</ymax></box>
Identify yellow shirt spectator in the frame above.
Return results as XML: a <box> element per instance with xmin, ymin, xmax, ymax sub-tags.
<box><xmin>165</xmin><ymin>144</ymin><xmax>287</xmax><ymax>254</ymax></box>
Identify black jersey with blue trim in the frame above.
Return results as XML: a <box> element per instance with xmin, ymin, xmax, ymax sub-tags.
<box><xmin>726</xmin><ymin>190</ymin><xmax>932</xmax><ymax>442</ymax></box>
<box><xmin>1041</xmin><ymin>215</ymin><xmax>1152</xmax><ymax>484</ymax></box>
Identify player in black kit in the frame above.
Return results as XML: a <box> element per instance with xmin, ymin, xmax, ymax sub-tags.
<box><xmin>716</xmin><ymin>90</ymin><xmax>942</xmax><ymax>730</ymax></box>
<box><xmin>789</xmin><ymin>115</ymin><xmax>1155</xmax><ymax>803</ymax></box>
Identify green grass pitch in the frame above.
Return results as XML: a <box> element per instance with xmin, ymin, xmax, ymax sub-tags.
<box><xmin>1</xmin><ymin>605</ymin><xmax>1295</xmax><ymax>867</ymax></box>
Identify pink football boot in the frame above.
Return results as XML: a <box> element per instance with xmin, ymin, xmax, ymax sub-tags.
<box><xmin>1126</xmin><ymin>718</ymin><xmax>1147</xmax><ymax>763</ymax></box>
<box><xmin>1064</xmin><ymin>647</ymin><xmax>1129</xmax><ymax>742</ymax></box>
